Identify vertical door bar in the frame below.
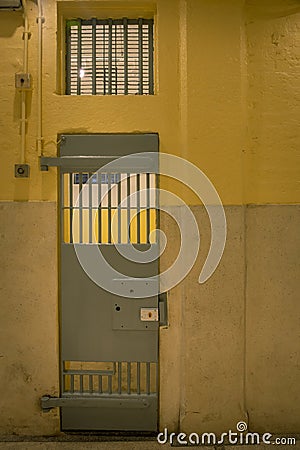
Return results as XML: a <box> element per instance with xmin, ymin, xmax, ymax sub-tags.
<box><xmin>88</xmin><ymin>172</ymin><xmax>93</xmax><ymax>243</ymax></box>
<box><xmin>98</xmin><ymin>375</ymin><xmax>103</xmax><ymax>393</ymax></box>
<box><xmin>146</xmin><ymin>173</ymin><xmax>150</xmax><ymax>243</ymax></box>
<box><xmin>127</xmin><ymin>362</ymin><xmax>131</xmax><ymax>394</ymax></box>
<box><xmin>97</xmin><ymin>172</ymin><xmax>102</xmax><ymax>243</ymax></box>
<box><xmin>69</xmin><ymin>173</ymin><xmax>73</xmax><ymax>244</ymax></box>
<box><xmin>79</xmin><ymin>172</ymin><xmax>83</xmax><ymax>243</ymax></box>
<box><xmin>117</xmin><ymin>175</ymin><xmax>121</xmax><ymax>244</ymax></box>
<box><xmin>137</xmin><ymin>362</ymin><xmax>141</xmax><ymax>395</ymax></box>
<box><xmin>70</xmin><ymin>374</ymin><xmax>75</xmax><ymax>393</ymax></box>
<box><xmin>108</xmin><ymin>376</ymin><xmax>112</xmax><ymax>394</ymax></box>
<box><xmin>146</xmin><ymin>362</ymin><xmax>150</xmax><ymax>395</ymax></box>
<box><xmin>136</xmin><ymin>173</ymin><xmax>141</xmax><ymax>243</ymax></box>
<box><xmin>127</xmin><ymin>173</ymin><xmax>130</xmax><ymax>243</ymax></box>
<box><xmin>80</xmin><ymin>375</ymin><xmax>83</xmax><ymax>393</ymax></box>
<box><xmin>118</xmin><ymin>362</ymin><xmax>122</xmax><ymax>394</ymax></box>
<box><xmin>107</xmin><ymin>173</ymin><xmax>112</xmax><ymax>243</ymax></box>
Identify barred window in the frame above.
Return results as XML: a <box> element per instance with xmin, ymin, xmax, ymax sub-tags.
<box><xmin>66</xmin><ymin>18</ymin><xmax>154</xmax><ymax>95</ymax></box>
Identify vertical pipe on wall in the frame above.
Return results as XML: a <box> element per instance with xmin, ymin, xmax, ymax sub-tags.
<box><xmin>36</xmin><ymin>0</ymin><xmax>44</xmax><ymax>156</ymax></box>
<box><xmin>20</xmin><ymin>0</ymin><xmax>29</xmax><ymax>164</ymax></box>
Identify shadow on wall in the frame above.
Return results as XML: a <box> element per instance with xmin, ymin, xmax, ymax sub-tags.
<box><xmin>246</xmin><ymin>0</ymin><xmax>300</xmax><ymax>19</ymax></box>
<box><xmin>0</xmin><ymin>10</ymin><xmax>23</xmax><ymax>37</ymax></box>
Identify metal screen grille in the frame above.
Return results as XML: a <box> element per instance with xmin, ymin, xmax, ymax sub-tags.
<box><xmin>62</xmin><ymin>172</ymin><xmax>158</xmax><ymax>244</ymax></box>
<box><xmin>66</xmin><ymin>18</ymin><xmax>154</xmax><ymax>95</ymax></box>
<box><xmin>63</xmin><ymin>361</ymin><xmax>158</xmax><ymax>396</ymax></box>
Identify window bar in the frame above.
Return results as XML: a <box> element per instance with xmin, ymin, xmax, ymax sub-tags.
<box><xmin>117</xmin><ymin>175</ymin><xmax>121</xmax><ymax>244</ymax></box>
<box><xmin>114</xmin><ymin>25</ymin><xmax>117</xmax><ymax>95</ymax></box>
<box><xmin>108</xmin><ymin>173</ymin><xmax>112</xmax><ymax>243</ymax></box>
<box><xmin>137</xmin><ymin>362</ymin><xmax>141</xmax><ymax>395</ymax></box>
<box><xmin>146</xmin><ymin>362</ymin><xmax>150</xmax><ymax>395</ymax></box>
<box><xmin>127</xmin><ymin>362</ymin><xmax>131</xmax><ymax>394</ymax></box>
<box><xmin>88</xmin><ymin>172</ymin><xmax>93</xmax><ymax>243</ymax></box>
<box><xmin>138</xmin><ymin>18</ymin><xmax>143</xmax><ymax>95</ymax></box>
<box><xmin>123</xmin><ymin>18</ymin><xmax>128</xmax><ymax>95</ymax></box>
<box><xmin>80</xmin><ymin>374</ymin><xmax>83</xmax><ymax>393</ymax></box>
<box><xmin>108</xmin><ymin>19</ymin><xmax>113</xmax><ymax>95</ymax></box>
<box><xmin>92</xmin><ymin>18</ymin><xmax>97</xmax><ymax>95</ymax></box>
<box><xmin>118</xmin><ymin>362</ymin><xmax>122</xmax><ymax>394</ymax></box>
<box><xmin>97</xmin><ymin>172</ymin><xmax>102</xmax><ymax>244</ymax></box>
<box><xmin>148</xmin><ymin>20</ymin><xmax>154</xmax><ymax>94</ymax></box>
<box><xmin>146</xmin><ymin>173</ymin><xmax>150</xmax><ymax>243</ymax></box>
<box><xmin>108</xmin><ymin>375</ymin><xmax>112</xmax><ymax>394</ymax></box>
<box><xmin>77</xmin><ymin>19</ymin><xmax>82</xmax><ymax>95</ymax></box>
<box><xmin>63</xmin><ymin>374</ymin><xmax>66</xmax><ymax>393</ymax></box>
<box><xmin>65</xmin><ymin>23</ymin><xmax>72</xmax><ymax>95</ymax></box>
<box><xmin>69</xmin><ymin>173</ymin><xmax>73</xmax><ymax>244</ymax></box>
<box><xmin>127</xmin><ymin>173</ymin><xmax>131</xmax><ymax>243</ymax></box>
<box><xmin>137</xmin><ymin>173</ymin><xmax>141</xmax><ymax>243</ymax></box>
<box><xmin>79</xmin><ymin>172</ymin><xmax>83</xmax><ymax>243</ymax></box>
<box><xmin>103</xmin><ymin>24</ymin><xmax>106</xmax><ymax>95</ymax></box>
<box><xmin>98</xmin><ymin>375</ymin><xmax>103</xmax><ymax>394</ymax></box>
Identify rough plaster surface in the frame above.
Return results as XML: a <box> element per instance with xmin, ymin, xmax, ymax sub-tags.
<box><xmin>246</xmin><ymin>205</ymin><xmax>300</xmax><ymax>433</ymax></box>
<box><xmin>0</xmin><ymin>202</ymin><xmax>299</xmax><ymax>436</ymax></box>
<box><xmin>160</xmin><ymin>205</ymin><xmax>299</xmax><ymax>435</ymax></box>
<box><xmin>0</xmin><ymin>202</ymin><xmax>59</xmax><ymax>435</ymax></box>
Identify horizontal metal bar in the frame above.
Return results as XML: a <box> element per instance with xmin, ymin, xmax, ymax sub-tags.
<box><xmin>41</xmin><ymin>395</ymin><xmax>154</xmax><ymax>410</ymax></box>
<box><xmin>63</xmin><ymin>369</ymin><xmax>115</xmax><ymax>376</ymax></box>
<box><xmin>40</xmin><ymin>156</ymin><xmax>157</xmax><ymax>172</ymax></box>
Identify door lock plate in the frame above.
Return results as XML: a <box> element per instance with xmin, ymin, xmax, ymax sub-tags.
<box><xmin>140</xmin><ymin>308</ymin><xmax>158</xmax><ymax>322</ymax></box>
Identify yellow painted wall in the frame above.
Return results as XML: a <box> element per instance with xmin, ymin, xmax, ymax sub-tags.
<box><xmin>0</xmin><ymin>0</ymin><xmax>299</xmax><ymax>204</ymax></box>
<box><xmin>0</xmin><ymin>0</ymin><xmax>300</xmax><ymax>437</ymax></box>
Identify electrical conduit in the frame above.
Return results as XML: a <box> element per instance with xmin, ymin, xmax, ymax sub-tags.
<box><xmin>20</xmin><ymin>0</ymin><xmax>29</xmax><ymax>164</ymax></box>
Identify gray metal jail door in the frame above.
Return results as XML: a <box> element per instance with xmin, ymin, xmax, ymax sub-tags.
<box><xmin>59</xmin><ymin>134</ymin><xmax>159</xmax><ymax>431</ymax></box>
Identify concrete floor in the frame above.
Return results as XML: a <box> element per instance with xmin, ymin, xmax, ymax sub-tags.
<box><xmin>0</xmin><ymin>443</ymin><xmax>300</xmax><ymax>450</ymax></box>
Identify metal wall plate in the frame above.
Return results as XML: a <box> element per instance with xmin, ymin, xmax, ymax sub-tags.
<box><xmin>15</xmin><ymin>164</ymin><xmax>30</xmax><ymax>178</ymax></box>
<box><xmin>15</xmin><ymin>73</ymin><xmax>32</xmax><ymax>90</ymax></box>
<box><xmin>140</xmin><ymin>308</ymin><xmax>159</xmax><ymax>322</ymax></box>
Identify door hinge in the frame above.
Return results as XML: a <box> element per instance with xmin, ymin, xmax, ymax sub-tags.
<box><xmin>159</xmin><ymin>292</ymin><xmax>168</xmax><ymax>327</ymax></box>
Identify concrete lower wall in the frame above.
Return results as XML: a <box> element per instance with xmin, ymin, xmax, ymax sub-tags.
<box><xmin>0</xmin><ymin>202</ymin><xmax>299</xmax><ymax>435</ymax></box>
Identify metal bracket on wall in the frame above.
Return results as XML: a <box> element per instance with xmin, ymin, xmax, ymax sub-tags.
<box><xmin>159</xmin><ymin>292</ymin><xmax>168</xmax><ymax>327</ymax></box>
<box><xmin>41</xmin><ymin>395</ymin><xmax>153</xmax><ymax>412</ymax></box>
<box><xmin>15</xmin><ymin>164</ymin><xmax>30</xmax><ymax>178</ymax></box>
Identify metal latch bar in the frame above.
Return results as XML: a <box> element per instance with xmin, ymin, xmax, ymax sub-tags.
<box><xmin>41</xmin><ymin>395</ymin><xmax>153</xmax><ymax>411</ymax></box>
